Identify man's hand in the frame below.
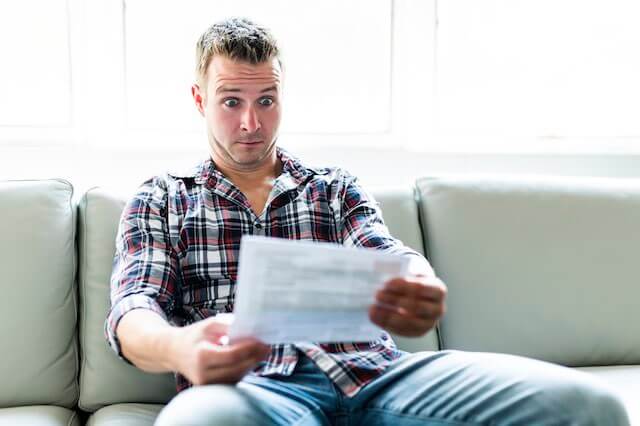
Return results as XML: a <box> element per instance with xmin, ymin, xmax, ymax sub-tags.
<box><xmin>369</xmin><ymin>275</ymin><xmax>447</xmax><ymax>337</ymax></box>
<box><xmin>169</xmin><ymin>316</ymin><xmax>270</xmax><ymax>386</ymax></box>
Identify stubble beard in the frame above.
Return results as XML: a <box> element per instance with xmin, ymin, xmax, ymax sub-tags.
<box><xmin>209</xmin><ymin>133</ymin><xmax>279</xmax><ymax>171</ymax></box>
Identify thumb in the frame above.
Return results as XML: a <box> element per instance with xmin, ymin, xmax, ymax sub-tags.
<box><xmin>200</xmin><ymin>316</ymin><xmax>229</xmax><ymax>336</ymax></box>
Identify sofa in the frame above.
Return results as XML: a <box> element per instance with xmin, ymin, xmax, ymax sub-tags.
<box><xmin>0</xmin><ymin>175</ymin><xmax>637</xmax><ymax>425</ymax></box>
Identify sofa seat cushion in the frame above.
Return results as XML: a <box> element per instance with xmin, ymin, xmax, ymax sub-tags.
<box><xmin>578</xmin><ymin>365</ymin><xmax>640</xmax><ymax>425</ymax></box>
<box><xmin>0</xmin><ymin>405</ymin><xmax>80</xmax><ymax>426</ymax></box>
<box><xmin>86</xmin><ymin>403</ymin><xmax>163</xmax><ymax>426</ymax></box>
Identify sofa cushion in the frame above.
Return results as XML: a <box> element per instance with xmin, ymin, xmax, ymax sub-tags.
<box><xmin>0</xmin><ymin>405</ymin><xmax>80</xmax><ymax>426</ymax></box>
<box><xmin>86</xmin><ymin>403</ymin><xmax>163</xmax><ymax>426</ymax></box>
<box><xmin>416</xmin><ymin>175</ymin><xmax>640</xmax><ymax>366</ymax></box>
<box><xmin>0</xmin><ymin>179</ymin><xmax>78</xmax><ymax>408</ymax></box>
<box><xmin>578</xmin><ymin>365</ymin><xmax>640</xmax><ymax>425</ymax></box>
<box><xmin>78</xmin><ymin>188</ymin><xmax>176</xmax><ymax>412</ymax></box>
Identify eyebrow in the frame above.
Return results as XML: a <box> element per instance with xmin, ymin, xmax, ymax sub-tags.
<box><xmin>216</xmin><ymin>85</ymin><xmax>278</xmax><ymax>95</ymax></box>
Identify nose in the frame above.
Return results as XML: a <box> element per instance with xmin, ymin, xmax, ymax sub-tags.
<box><xmin>240</xmin><ymin>105</ymin><xmax>261</xmax><ymax>133</ymax></box>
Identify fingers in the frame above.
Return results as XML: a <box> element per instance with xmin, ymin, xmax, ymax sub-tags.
<box><xmin>370</xmin><ymin>275</ymin><xmax>447</xmax><ymax>337</ymax></box>
<box><xmin>375</xmin><ymin>290</ymin><xmax>445</xmax><ymax>319</ymax></box>
<box><xmin>189</xmin><ymin>339</ymin><xmax>271</xmax><ymax>385</ymax></box>
<box><xmin>201</xmin><ymin>316</ymin><xmax>230</xmax><ymax>338</ymax></box>
<box><xmin>199</xmin><ymin>339</ymin><xmax>270</xmax><ymax>369</ymax></box>
<box><xmin>369</xmin><ymin>305</ymin><xmax>436</xmax><ymax>337</ymax></box>
<box><xmin>201</xmin><ymin>353</ymin><xmax>265</xmax><ymax>384</ymax></box>
<box><xmin>191</xmin><ymin>353</ymin><xmax>261</xmax><ymax>385</ymax></box>
<box><xmin>376</xmin><ymin>276</ymin><xmax>447</xmax><ymax>319</ymax></box>
<box><xmin>382</xmin><ymin>276</ymin><xmax>447</xmax><ymax>302</ymax></box>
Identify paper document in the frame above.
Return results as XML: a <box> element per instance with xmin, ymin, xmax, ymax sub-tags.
<box><xmin>228</xmin><ymin>235</ymin><xmax>410</xmax><ymax>344</ymax></box>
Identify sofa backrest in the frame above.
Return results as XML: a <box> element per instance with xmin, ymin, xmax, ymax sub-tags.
<box><xmin>77</xmin><ymin>188</ymin><xmax>176</xmax><ymax>412</ymax></box>
<box><xmin>76</xmin><ymin>184</ymin><xmax>438</xmax><ymax>410</ymax></box>
<box><xmin>417</xmin><ymin>175</ymin><xmax>640</xmax><ymax>366</ymax></box>
<box><xmin>0</xmin><ymin>180</ymin><xmax>78</xmax><ymax>408</ymax></box>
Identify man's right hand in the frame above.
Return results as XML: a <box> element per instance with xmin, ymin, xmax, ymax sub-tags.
<box><xmin>169</xmin><ymin>316</ymin><xmax>271</xmax><ymax>386</ymax></box>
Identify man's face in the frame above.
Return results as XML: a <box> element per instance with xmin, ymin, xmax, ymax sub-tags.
<box><xmin>192</xmin><ymin>56</ymin><xmax>283</xmax><ymax>171</ymax></box>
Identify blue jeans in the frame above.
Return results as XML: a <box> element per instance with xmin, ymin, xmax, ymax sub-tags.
<box><xmin>154</xmin><ymin>350</ymin><xmax>629</xmax><ymax>425</ymax></box>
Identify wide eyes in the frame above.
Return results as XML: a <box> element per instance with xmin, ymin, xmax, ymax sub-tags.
<box><xmin>223</xmin><ymin>98</ymin><xmax>239</xmax><ymax>108</ymax></box>
<box><xmin>221</xmin><ymin>97</ymin><xmax>274</xmax><ymax>108</ymax></box>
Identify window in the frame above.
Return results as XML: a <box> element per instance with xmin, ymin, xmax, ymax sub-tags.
<box><xmin>95</xmin><ymin>0</ymin><xmax>402</xmax><ymax>151</ymax></box>
<box><xmin>0</xmin><ymin>0</ymin><xmax>71</xmax><ymax>145</ymax></box>
<box><xmin>1</xmin><ymin>0</ymin><xmax>639</xmax><ymax>157</ymax></box>
<box><xmin>125</xmin><ymin>0</ymin><xmax>391</xmax><ymax>136</ymax></box>
<box><xmin>428</xmin><ymin>0</ymin><xmax>640</xmax><ymax>153</ymax></box>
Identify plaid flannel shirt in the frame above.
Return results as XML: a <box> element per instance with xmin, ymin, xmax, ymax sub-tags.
<box><xmin>105</xmin><ymin>147</ymin><xmax>429</xmax><ymax>397</ymax></box>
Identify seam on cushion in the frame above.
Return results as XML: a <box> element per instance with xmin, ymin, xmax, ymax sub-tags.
<box><xmin>413</xmin><ymin>183</ymin><xmax>432</xmax><ymax>280</ymax></box>
<box><xmin>78</xmin><ymin>189</ymin><xmax>89</xmax><ymax>410</ymax></box>
<box><xmin>66</xmin><ymin>410</ymin><xmax>78</xmax><ymax>426</ymax></box>
<box><xmin>413</xmin><ymin>181</ymin><xmax>444</xmax><ymax>351</ymax></box>
<box><xmin>52</xmin><ymin>178</ymin><xmax>81</xmax><ymax>408</ymax></box>
<box><xmin>64</xmin><ymin>179</ymin><xmax>81</xmax><ymax>408</ymax></box>
<box><xmin>77</xmin><ymin>186</ymin><xmax>100</xmax><ymax>412</ymax></box>
<box><xmin>1</xmin><ymin>178</ymin><xmax>73</xmax><ymax>184</ymax></box>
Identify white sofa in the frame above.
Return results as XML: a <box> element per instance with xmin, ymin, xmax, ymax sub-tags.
<box><xmin>0</xmin><ymin>175</ymin><xmax>637</xmax><ymax>425</ymax></box>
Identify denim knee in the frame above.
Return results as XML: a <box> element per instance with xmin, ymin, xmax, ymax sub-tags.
<box><xmin>154</xmin><ymin>385</ymin><xmax>263</xmax><ymax>426</ymax></box>
<box><xmin>580</xmin><ymin>387</ymin><xmax>629</xmax><ymax>426</ymax></box>
<box><xmin>533</xmin><ymin>377</ymin><xmax>629</xmax><ymax>426</ymax></box>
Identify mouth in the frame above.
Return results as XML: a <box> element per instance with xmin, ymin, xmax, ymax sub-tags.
<box><xmin>237</xmin><ymin>140</ymin><xmax>264</xmax><ymax>146</ymax></box>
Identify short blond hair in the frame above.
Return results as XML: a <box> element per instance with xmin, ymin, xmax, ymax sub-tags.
<box><xmin>195</xmin><ymin>17</ymin><xmax>281</xmax><ymax>86</ymax></box>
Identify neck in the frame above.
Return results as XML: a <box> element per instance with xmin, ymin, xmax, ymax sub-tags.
<box><xmin>211</xmin><ymin>150</ymin><xmax>282</xmax><ymax>188</ymax></box>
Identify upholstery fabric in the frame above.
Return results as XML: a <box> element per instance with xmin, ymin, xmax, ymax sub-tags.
<box><xmin>86</xmin><ymin>403</ymin><xmax>163</xmax><ymax>426</ymax></box>
<box><xmin>0</xmin><ymin>180</ymin><xmax>78</xmax><ymax>408</ymax></box>
<box><xmin>77</xmin><ymin>188</ymin><xmax>176</xmax><ymax>412</ymax></box>
<box><xmin>417</xmin><ymin>175</ymin><xmax>640</xmax><ymax>366</ymax></box>
<box><xmin>0</xmin><ymin>405</ymin><xmax>80</xmax><ymax>426</ymax></box>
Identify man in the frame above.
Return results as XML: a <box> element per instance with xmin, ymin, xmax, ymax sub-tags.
<box><xmin>107</xmin><ymin>18</ymin><xmax>628</xmax><ymax>425</ymax></box>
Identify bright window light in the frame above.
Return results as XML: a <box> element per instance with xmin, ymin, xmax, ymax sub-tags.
<box><xmin>2</xmin><ymin>0</ymin><xmax>640</xmax><ymax>157</ymax></box>
<box><xmin>431</xmin><ymin>0</ymin><xmax>640</xmax><ymax>153</ymax></box>
<box><xmin>0</xmin><ymin>0</ymin><xmax>71</xmax><ymax>127</ymax></box>
<box><xmin>124</xmin><ymin>0</ymin><xmax>392</xmax><ymax>137</ymax></box>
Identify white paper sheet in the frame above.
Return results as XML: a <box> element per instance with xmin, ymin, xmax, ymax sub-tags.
<box><xmin>227</xmin><ymin>235</ymin><xmax>410</xmax><ymax>344</ymax></box>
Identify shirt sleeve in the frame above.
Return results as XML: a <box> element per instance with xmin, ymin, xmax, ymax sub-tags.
<box><xmin>104</xmin><ymin>176</ymin><xmax>179</xmax><ymax>364</ymax></box>
<box><xmin>337</xmin><ymin>172</ymin><xmax>435</xmax><ymax>276</ymax></box>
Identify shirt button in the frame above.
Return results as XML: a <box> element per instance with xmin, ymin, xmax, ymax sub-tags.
<box><xmin>254</xmin><ymin>222</ymin><xmax>262</xmax><ymax>229</ymax></box>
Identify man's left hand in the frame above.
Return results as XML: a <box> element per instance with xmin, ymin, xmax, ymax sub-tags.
<box><xmin>369</xmin><ymin>275</ymin><xmax>447</xmax><ymax>337</ymax></box>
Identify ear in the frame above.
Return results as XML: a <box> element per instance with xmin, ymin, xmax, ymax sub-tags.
<box><xmin>191</xmin><ymin>84</ymin><xmax>206</xmax><ymax>117</ymax></box>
